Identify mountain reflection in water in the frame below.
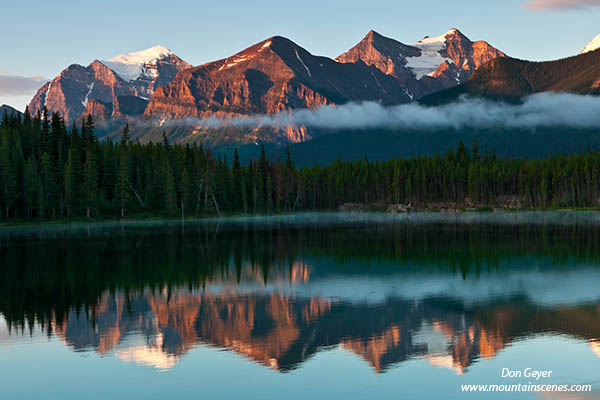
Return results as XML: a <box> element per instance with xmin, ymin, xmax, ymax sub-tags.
<box><xmin>1</xmin><ymin>213</ymin><xmax>600</xmax><ymax>374</ymax></box>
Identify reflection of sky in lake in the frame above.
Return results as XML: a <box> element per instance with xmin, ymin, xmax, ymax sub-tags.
<box><xmin>1</xmin><ymin>326</ymin><xmax>599</xmax><ymax>400</ymax></box>
<box><xmin>203</xmin><ymin>260</ymin><xmax>600</xmax><ymax>307</ymax></box>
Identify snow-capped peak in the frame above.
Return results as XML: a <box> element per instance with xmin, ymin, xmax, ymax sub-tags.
<box><xmin>417</xmin><ymin>29</ymin><xmax>459</xmax><ymax>45</ymax></box>
<box><xmin>108</xmin><ymin>45</ymin><xmax>172</xmax><ymax>65</ymax></box>
<box><xmin>580</xmin><ymin>33</ymin><xmax>600</xmax><ymax>55</ymax></box>
<box><xmin>407</xmin><ymin>29</ymin><xmax>457</xmax><ymax>80</ymax></box>
<box><xmin>101</xmin><ymin>45</ymin><xmax>173</xmax><ymax>82</ymax></box>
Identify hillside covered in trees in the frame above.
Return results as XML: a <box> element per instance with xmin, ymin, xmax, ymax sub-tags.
<box><xmin>1</xmin><ymin>108</ymin><xmax>600</xmax><ymax>222</ymax></box>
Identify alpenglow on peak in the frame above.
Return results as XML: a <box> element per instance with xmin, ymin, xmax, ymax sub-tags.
<box><xmin>101</xmin><ymin>45</ymin><xmax>174</xmax><ymax>81</ymax></box>
<box><xmin>580</xmin><ymin>33</ymin><xmax>600</xmax><ymax>55</ymax></box>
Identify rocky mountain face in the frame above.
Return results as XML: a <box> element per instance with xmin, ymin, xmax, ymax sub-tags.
<box><xmin>84</xmin><ymin>96</ymin><xmax>150</xmax><ymax>123</ymax></box>
<box><xmin>28</xmin><ymin>46</ymin><xmax>189</xmax><ymax>123</ymax></box>
<box><xmin>144</xmin><ymin>36</ymin><xmax>413</xmax><ymax>120</ymax></box>
<box><xmin>336</xmin><ymin>28</ymin><xmax>506</xmax><ymax>100</ymax></box>
<box><xmin>101</xmin><ymin>46</ymin><xmax>190</xmax><ymax>99</ymax></box>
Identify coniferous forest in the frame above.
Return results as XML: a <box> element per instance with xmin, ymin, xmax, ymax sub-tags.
<box><xmin>1</xmin><ymin>108</ymin><xmax>600</xmax><ymax>222</ymax></box>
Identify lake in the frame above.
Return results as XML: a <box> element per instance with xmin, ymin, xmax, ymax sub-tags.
<box><xmin>1</xmin><ymin>212</ymin><xmax>599</xmax><ymax>399</ymax></box>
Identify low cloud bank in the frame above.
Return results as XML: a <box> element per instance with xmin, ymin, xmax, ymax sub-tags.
<box><xmin>0</xmin><ymin>74</ymin><xmax>48</xmax><ymax>96</ymax></box>
<box><xmin>161</xmin><ymin>93</ymin><xmax>600</xmax><ymax>131</ymax></box>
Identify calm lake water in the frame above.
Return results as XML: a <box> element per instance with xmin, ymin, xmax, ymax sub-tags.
<box><xmin>1</xmin><ymin>212</ymin><xmax>600</xmax><ymax>399</ymax></box>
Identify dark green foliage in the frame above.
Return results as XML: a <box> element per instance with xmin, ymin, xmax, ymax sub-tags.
<box><xmin>1</xmin><ymin>109</ymin><xmax>600</xmax><ymax>222</ymax></box>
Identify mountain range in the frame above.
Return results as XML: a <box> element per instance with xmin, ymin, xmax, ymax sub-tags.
<box><xmin>26</xmin><ymin>29</ymin><xmax>506</xmax><ymax>124</ymax></box>
<box><xmin>9</xmin><ymin>29</ymin><xmax>600</xmax><ymax>162</ymax></box>
<box><xmin>422</xmin><ymin>44</ymin><xmax>600</xmax><ymax>104</ymax></box>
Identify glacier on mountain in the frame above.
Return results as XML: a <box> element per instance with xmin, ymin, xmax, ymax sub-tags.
<box><xmin>406</xmin><ymin>29</ymin><xmax>456</xmax><ymax>80</ymax></box>
<box><xmin>101</xmin><ymin>45</ymin><xmax>172</xmax><ymax>81</ymax></box>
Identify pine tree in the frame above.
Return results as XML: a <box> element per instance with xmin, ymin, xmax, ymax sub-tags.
<box><xmin>64</xmin><ymin>136</ymin><xmax>83</xmax><ymax>217</ymax></box>
<box><xmin>179</xmin><ymin>169</ymin><xmax>192</xmax><ymax>220</ymax></box>
<box><xmin>232</xmin><ymin>148</ymin><xmax>242</xmax><ymax>198</ymax></box>
<box><xmin>82</xmin><ymin>149</ymin><xmax>99</xmax><ymax>218</ymax></box>
<box><xmin>64</xmin><ymin>154</ymin><xmax>74</xmax><ymax>217</ymax></box>
<box><xmin>40</xmin><ymin>152</ymin><xmax>57</xmax><ymax>218</ymax></box>
<box><xmin>120</xmin><ymin>122</ymin><xmax>130</xmax><ymax>146</ymax></box>
<box><xmin>164</xmin><ymin>161</ymin><xmax>178</xmax><ymax>216</ymax></box>
<box><xmin>116</xmin><ymin>147</ymin><xmax>131</xmax><ymax>218</ymax></box>
<box><xmin>257</xmin><ymin>145</ymin><xmax>268</xmax><ymax>212</ymax></box>
<box><xmin>0</xmin><ymin>147</ymin><xmax>18</xmax><ymax>218</ymax></box>
<box><xmin>23</xmin><ymin>157</ymin><xmax>37</xmax><ymax>219</ymax></box>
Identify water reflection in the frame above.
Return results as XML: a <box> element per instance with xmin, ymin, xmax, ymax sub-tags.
<box><xmin>1</xmin><ymin>213</ymin><xmax>600</xmax><ymax>375</ymax></box>
<box><xmin>44</xmin><ymin>288</ymin><xmax>600</xmax><ymax>374</ymax></box>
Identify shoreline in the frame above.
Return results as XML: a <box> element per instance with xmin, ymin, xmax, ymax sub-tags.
<box><xmin>2</xmin><ymin>208</ymin><xmax>600</xmax><ymax>229</ymax></box>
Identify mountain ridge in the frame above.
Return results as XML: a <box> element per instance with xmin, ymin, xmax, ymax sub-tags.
<box><xmin>335</xmin><ymin>28</ymin><xmax>506</xmax><ymax>100</ymax></box>
<box><xmin>0</xmin><ymin>104</ymin><xmax>22</xmax><ymax>117</ymax></box>
<box><xmin>28</xmin><ymin>29</ymin><xmax>507</xmax><ymax>127</ymax></box>
<box><xmin>144</xmin><ymin>35</ymin><xmax>413</xmax><ymax>120</ymax></box>
<box><xmin>28</xmin><ymin>46</ymin><xmax>190</xmax><ymax>123</ymax></box>
<box><xmin>421</xmin><ymin>48</ymin><xmax>600</xmax><ymax>105</ymax></box>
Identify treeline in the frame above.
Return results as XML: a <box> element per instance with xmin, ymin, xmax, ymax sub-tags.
<box><xmin>1</xmin><ymin>108</ymin><xmax>600</xmax><ymax>221</ymax></box>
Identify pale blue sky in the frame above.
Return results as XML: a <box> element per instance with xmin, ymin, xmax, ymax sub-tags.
<box><xmin>1</xmin><ymin>0</ymin><xmax>599</xmax><ymax>110</ymax></box>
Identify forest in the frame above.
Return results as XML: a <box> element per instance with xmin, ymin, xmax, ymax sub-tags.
<box><xmin>1</xmin><ymin>108</ymin><xmax>600</xmax><ymax>222</ymax></box>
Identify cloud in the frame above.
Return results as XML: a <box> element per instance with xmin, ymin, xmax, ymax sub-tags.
<box><xmin>0</xmin><ymin>74</ymin><xmax>48</xmax><ymax>96</ymax></box>
<box><xmin>158</xmin><ymin>93</ymin><xmax>600</xmax><ymax>131</ymax></box>
<box><xmin>523</xmin><ymin>0</ymin><xmax>600</xmax><ymax>10</ymax></box>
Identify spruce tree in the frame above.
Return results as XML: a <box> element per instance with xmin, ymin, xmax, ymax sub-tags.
<box><xmin>121</xmin><ymin>122</ymin><xmax>130</xmax><ymax>146</ymax></box>
<box><xmin>164</xmin><ymin>161</ymin><xmax>178</xmax><ymax>216</ymax></box>
<box><xmin>0</xmin><ymin>147</ymin><xmax>18</xmax><ymax>218</ymax></box>
<box><xmin>179</xmin><ymin>169</ymin><xmax>192</xmax><ymax>219</ymax></box>
<box><xmin>82</xmin><ymin>149</ymin><xmax>99</xmax><ymax>218</ymax></box>
<box><xmin>116</xmin><ymin>147</ymin><xmax>131</xmax><ymax>218</ymax></box>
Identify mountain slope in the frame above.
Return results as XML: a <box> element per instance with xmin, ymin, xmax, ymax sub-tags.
<box><xmin>28</xmin><ymin>46</ymin><xmax>190</xmax><ymax>123</ymax></box>
<box><xmin>421</xmin><ymin>49</ymin><xmax>600</xmax><ymax>105</ymax></box>
<box><xmin>335</xmin><ymin>30</ymin><xmax>421</xmax><ymax>99</ymax></box>
<box><xmin>100</xmin><ymin>45</ymin><xmax>190</xmax><ymax>99</ymax></box>
<box><xmin>0</xmin><ymin>104</ymin><xmax>22</xmax><ymax>118</ymax></box>
<box><xmin>144</xmin><ymin>36</ymin><xmax>412</xmax><ymax>119</ymax></box>
<box><xmin>335</xmin><ymin>29</ymin><xmax>506</xmax><ymax>100</ymax></box>
<box><xmin>278</xmin><ymin>126</ymin><xmax>600</xmax><ymax>166</ymax></box>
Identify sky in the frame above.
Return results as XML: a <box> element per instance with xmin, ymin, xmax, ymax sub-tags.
<box><xmin>1</xmin><ymin>0</ymin><xmax>599</xmax><ymax>111</ymax></box>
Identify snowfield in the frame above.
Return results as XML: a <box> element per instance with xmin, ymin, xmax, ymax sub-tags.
<box><xmin>101</xmin><ymin>45</ymin><xmax>172</xmax><ymax>81</ymax></box>
<box><xmin>406</xmin><ymin>29</ymin><xmax>456</xmax><ymax>80</ymax></box>
<box><xmin>581</xmin><ymin>33</ymin><xmax>600</xmax><ymax>54</ymax></box>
